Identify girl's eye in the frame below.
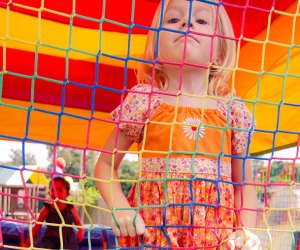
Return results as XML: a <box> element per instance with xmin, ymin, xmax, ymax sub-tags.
<box><xmin>196</xmin><ymin>19</ymin><xmax>208</xmax><ymax>25</ymax></box>
<box><xmin>168</xmin><ymin>18</ymin><xmax>180</xmax><ymax>24</ymax></box>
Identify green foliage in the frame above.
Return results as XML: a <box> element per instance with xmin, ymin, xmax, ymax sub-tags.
<box><xmin>83</xmin><ymin>184</ymin><xmax>101</xmax><ymax>205</ymax></box>
<box><xmin>46</xmin><ymin>146</ymin><xmax>99</xmax><ymax>177</ymax></box>
<box><xmin>84</xmin><ymin>179</ymin><xmax>96</xmax><ymax>188</ymax></box>
<box><xmin>269</xmin><ymin>161</ymin><xmax>284</xmax><ymax>182</ymax></box>
<box><xmin>85</xmin><ymin>151</ymin><xmax>98</xmax><ymax>177</ymax></box>
<box><xmin>82</xmin><ymin>179</ymin><xmax>101</xmax><ymax>206</ymax></box>
<box><xmin>118</xmin><ymin>159</ymin><xmax>138</xmax><ymax>196</ymax></box>
<box><xmin>67</xmin><ymin>180</ymin><xmax>101</xmax><ymax>206</ymax></box>
<box><xmin>3</xmin><ymin>149</ymin><xmax>37</xmax><ymax>166</ymax></box>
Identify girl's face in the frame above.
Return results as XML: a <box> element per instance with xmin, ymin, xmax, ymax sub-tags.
<box><xmin>49</xmin><ymin>180</ymin><xmax>69</xmax><ymax>200</ymax></box>
<box><xmin>159</xmin><ymin>0</ymin><xmax>216</xmax><ymax>66</ymax></box>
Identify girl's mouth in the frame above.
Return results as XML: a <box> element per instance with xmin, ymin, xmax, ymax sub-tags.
<box><xmin>175</xmin><ymin>34</ymin><xmax>199</xmax><ymax>43</ymax></box>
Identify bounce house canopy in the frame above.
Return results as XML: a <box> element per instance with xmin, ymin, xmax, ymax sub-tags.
<box><xmin>0</xmin><ymin>0</ymin><xmax>299</xmax><ymax>155</ymax></box>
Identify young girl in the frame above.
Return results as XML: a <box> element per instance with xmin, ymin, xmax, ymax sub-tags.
<box><xmin>95</xmin><ymin>0</ymin><xmax>261</xmax><ymax>249</ymax></box>
<box><xmin>23</xmin><ymin>176</ymin><xmax>84</xmax><ymax>249</ymax></box>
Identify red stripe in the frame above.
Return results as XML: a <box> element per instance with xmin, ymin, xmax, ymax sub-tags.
<box><xmin>1</xmin><ymin>47</ymin><xmax>136</xmax><ymax>112</ymax></box>
<box><xmin>0</xmin><ymin>0</ymin><xmax>158</xmax><ymax>34</ymax></box>
<box><xmin>222</xmin><ymin>0</ymin><xmax>296</xmax><ymax>40</ymax></box>
<box><xmin>0</xmin><ymin>0</ymin><xmax>296</xmax><ymax>36</ymax></box>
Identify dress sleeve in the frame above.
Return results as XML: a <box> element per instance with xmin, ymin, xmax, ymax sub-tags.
<box><xmin>110</xmin><ymin>84</ymin><xmax>161</xmax><ymax>143</ymax></box>
<box><xmin>230</xmin><ymin>99</ymin><xmax>255</xmax><ymax>155</ymax></box>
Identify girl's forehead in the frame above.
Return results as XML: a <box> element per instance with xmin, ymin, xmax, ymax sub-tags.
<box><xmin>166</xmin><ymin>0</ymin><xmax>216</xmax><ymax>11</ymax></box>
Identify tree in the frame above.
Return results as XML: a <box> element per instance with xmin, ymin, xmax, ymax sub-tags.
<box><xmin>85</xmin><ymin>150</ymin><xmax>99</xmax><ymax>177</ymax></box>
<box><xmin>46</xmin><ymin>145</ymin><xmax>101</xmax><ymax>205</ymax></box>
<box><xmin>3</xmin><ymin>149</ymin><xmax>37</xmax><ymax>166</ymax></box>
<box><xmin>46</xmin><ymin>146</ymin><xmax>81</xmax><ymax>175</ymax></box>
<box><xmin>118</xmin><ymin>159</ymin><xmax>139</xmax><ymax>196</ymax></box>
<box><xmin>46</xmin><ymin>145</ymin><xmax>99</xmax><ymax>176</ymax></box>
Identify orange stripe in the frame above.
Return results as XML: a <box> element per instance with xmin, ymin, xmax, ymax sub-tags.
<box><xmin>0</xmin><ymin>97</ymin><xmax>139</xmax><ymax>152</ymax></box>
<box><xmin>235</xmin><ymin>1</ymin><xmax>300</xmax><ymax>154</ymax></box>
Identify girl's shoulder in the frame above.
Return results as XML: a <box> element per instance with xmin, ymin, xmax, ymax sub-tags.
<box><xmin>128</xmin><ymin>83</ymin><xmax>162</xmax><ymax>99</ymax></box>
<box><xmin>217</xmin><ymin>95</ymin><xmax>255</xmax><ymax>155</ymax></box>
<box><xmin>130</xmin><ymin>83</ymin><xmax>160</xmax><ymax>92</ymax></box>
<box><xmin>121</xmin><ymin>83</ymin><xmax>163</xmax><ymax>110</ymax></box>
<box><xmin>42</xmin><ymin>202</ymin><xmax>54</xmax><ymax>216</ymax></box>
<box><xmin>44</xmin><ymin>202</ymin><xmax>53</xmax><ymax>210</ymax></box>
<box><xmin>39</xmin><ymin>205</ymin><xmax>50</xmax><ymax>217</ymax></box>
<box><xmin>114</xmin><ymin>83</ymin><xmax>163</xmax><ymax>114</ymax></box>
<box><xmin>110</xmin><ymin>83</ymin><xmax>163</xmax><ymax>143</ymax></box>
<box><xmin>218</xmin><ymin>94</ymin><xmax>253</xmax><ymax>119</ymax></box>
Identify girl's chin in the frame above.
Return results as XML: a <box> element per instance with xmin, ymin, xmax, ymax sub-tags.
<box><xmin>160</xmin><ymin>58</ymin><xmax>210</xmax><ymax>68</ymax></box>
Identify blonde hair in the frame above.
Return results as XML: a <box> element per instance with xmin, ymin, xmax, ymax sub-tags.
<box><xmin>136</xmin><ymin>0</ymin><xmax>236</xmax><ymax>96</ymax></box>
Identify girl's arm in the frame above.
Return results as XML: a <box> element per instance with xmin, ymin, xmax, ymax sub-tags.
<box><xmin>94</xmin><ymin>128</ymin><xmax>149</xmax><ymax>238</ymax></box>
<box><xmin>71</xmin><ymin>206</ymin><xmax>84</xmax><ymax>241</ymax></box>
<box><xmin>23</xmin><ymin>207</ymin><xmax>48</xmax><ymax>247</ymax></box>
<box><xmin>232</xmin><ymin>152</ymin><xmax>258</xmax><ymax>228</ymax></box>
<box><xmin>227</xmin><ymin>151</ymin><xmax>261</xmax><ymax>250</ymax></box>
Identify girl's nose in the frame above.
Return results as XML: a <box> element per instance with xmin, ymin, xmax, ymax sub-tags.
<box><xmin>181</xmin><ymin>20</ymin><xmax>193</xmax><ymax>29</ymax></box>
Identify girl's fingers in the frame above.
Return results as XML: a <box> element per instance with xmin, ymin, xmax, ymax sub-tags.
<box><xmin>119</xmin><ymin>217</ymin><xmax>130</xmax><ymax>237</ymax></box>
<box><xmin>241</xmin><ymin>240</ymin><xmax>257</xmax><ymax>250</ymax></box>
<box><xmin>135</xmin><ymin>216</ymin><xmax>146</xmax><ymax>236</ymax></box>
<box><xmin>143</xmin><ymin>228</ymin><xmax>150</xmax><ymax>238</ymax></box>
<box><xmin>127</xmin><ymin>222</ymin><xmax>137</xmax><ymax>237</ymax></box>
<box><xmin>233</xmin><ymin>230</ymin><xmax>246</xmax><ymax>249</ymax></box>
<box><xmin>242</xmin><ymin>230</ymin><xmax>261</xmax><ymax>250</ymax></box>
<box><xmin>234</xmin><ymin>235</ymin><xmax>245</xmax><ymax>249</ymax></box>
<box><xmin>111</xmin><ymin>213</ymin><xmax>148</xmax><ymax>238</ymax></box>
<box><xmin>111</xmin><ymin>221</ymin><xmax>121</xmax><ymax>237</ymax></box>
<box><xmin>226</xmin><ymin>239</ymin><xmax>235</xmax><ymax>250</ymax></box>
<box><xmin>225</xmin><ymin>229</ymin><xmax>261</xmax><ymax>250</ymax></box>
<box><xmin>225</xmin><ymin>231</ymin><xmax>237</xmax><ymax>250</ymax></box>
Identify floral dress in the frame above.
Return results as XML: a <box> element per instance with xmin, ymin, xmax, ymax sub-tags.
<box><xmin>111</xmin><ymin>84</ymin><xmax>254</xmax><ymax>249</ymax></box>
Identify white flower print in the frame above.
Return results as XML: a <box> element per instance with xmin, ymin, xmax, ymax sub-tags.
<box><xmin>183</xmin><ymin>117</ymin><xmax>205</xmax><ymax>140</ymax></box>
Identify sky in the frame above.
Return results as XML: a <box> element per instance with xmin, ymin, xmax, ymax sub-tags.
<box><xmin>263</xmin><ymin>146</ymin><xmax>300</xmax><ymax>162</ymax></box>
<box><xmin>0</xmin><ymin>140</ymin><xmax>138</xmax><ymax>167</ymax></box>
<box><xmin>0</xmin><ymin>140</ymin><xmax>49</xmax><ymax>166</ymax></box>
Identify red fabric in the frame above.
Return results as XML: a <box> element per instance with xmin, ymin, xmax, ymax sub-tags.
<box><xmin>1</xmin><ymin>47</ymin><xmax>136</xmax><ymax>112</ymax></box>
<box><xmin>0</xmin><ymin>0</ymin><xmax>295</xmax><ymax>36</ymax></box>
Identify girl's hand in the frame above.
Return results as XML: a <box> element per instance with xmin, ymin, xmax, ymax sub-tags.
<box><xmin>111</xmin><ymin>210</ymin><xmax>150</xmax><ymax>238</ymax></box>
<box><xmin>20</xmin><ymin>241</ymin><xmax>30</xmax><ymax>248</ymax></box>
<box><xmin>77</xmin><ymin>228</ymin><xmax>84</xmax><ymax>242</ymax></box>
<box><xmin>226</xmin><ymin>229</ymin><xmax>261</xmax><ymax>250</ymax></box>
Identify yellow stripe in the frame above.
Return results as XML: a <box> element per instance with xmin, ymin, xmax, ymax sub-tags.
<box><xmin>0</xmin><ymin>8</ymin><xmax>146</xmax><ymax>68</ymax></box>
